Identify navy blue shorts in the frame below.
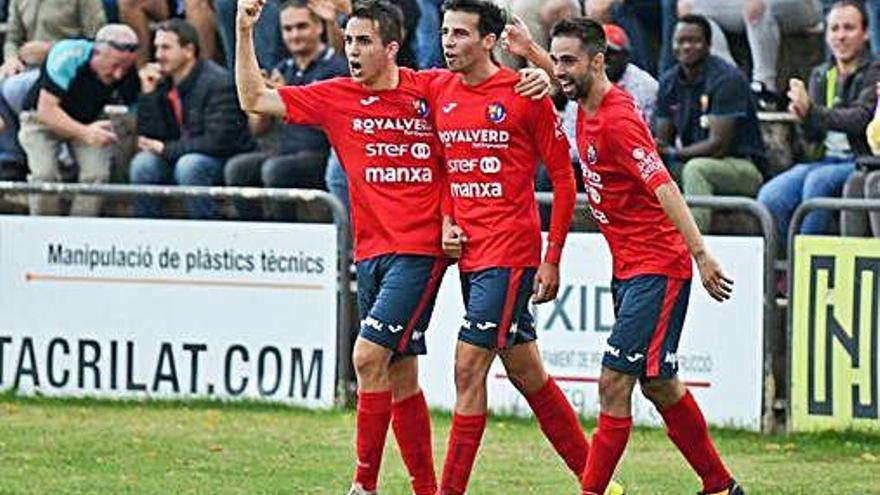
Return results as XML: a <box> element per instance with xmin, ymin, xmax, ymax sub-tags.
<box><xmin>458</xmin><ymin>267</ymin><xmax>538</xmax><ymax>350</ymax></box>
<box><xmin>602</xmin><ymin>275</ymin><xmax>691</xmax><ymax>378</ymax></box>
<box><xmin>356</xmin><ymin>254</ymin><xmax>447</xmax><ymax>356</ymax></box>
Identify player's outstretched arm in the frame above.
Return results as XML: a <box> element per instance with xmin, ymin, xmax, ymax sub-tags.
<box><xmin>655</xmin><ymin>182</ymin><xmax>733</xmax><ymax>302</ymax></box>
<box><xmin>502</xmin><ymin>15</ymin><xmax>556</xmax><ymax>85</ymax></box>
<box><xmin>236</xmin><ymin>0</ymin><xmax>285</xmax><ymax>117</ymax></box>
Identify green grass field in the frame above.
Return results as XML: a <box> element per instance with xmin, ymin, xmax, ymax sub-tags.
<box><xmin>0</xmin><ymin>393</ymin><xmax>878</xmax><ymax>495</ymax></box>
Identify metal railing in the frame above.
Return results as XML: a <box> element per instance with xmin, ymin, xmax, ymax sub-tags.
<box><xmin>785</xmin><ymin>197</ymin><xmax>880</xmax><ymax>429</ymax></box>
<box><xmin>0</xmin><ymin>183</ymin><xmax>803</xmax><ymax>422</ymax></box>
<box><xmin>0</xmin><ymin>181</ymin><xmax>355</xmax><ymax>406</ymax></box>
<box><xmin>538</xmin><ymin>192</ymin><xmax>783</xmax><ymax>432</ymax></box>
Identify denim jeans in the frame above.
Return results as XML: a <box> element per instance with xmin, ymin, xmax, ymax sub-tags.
<box><xmin>224</xmin><ymin>150</ymin><xmax>327</xmax><ymax>220</ymax></box>
<box><xmin>129</xmin><ymin>151</ymin><xmax>225</xmax><ymax>219</ymax></box>
<box><xmin>611</xmin><ymin>0</ymin><xmax>660</xmax><ymax>76</ymax></box>
<box><xmin>757</xmin><ymin>157</ymin><xmax>855</xmax><ymax>237</ymax></box>
<box><xmin>415</xmin><ymin>0</ymin><xmax>443</xmax><ymax>69</ymax></box>
<box><xmin>324</xmin><ymin>149</ymin><xmax>349</xmax><ymax>215</ymax></box>
<box><xmin>659</xmin><ymin>0</ymin><xmax>678</xmax><ymax>75</ymax></box>
<box><xmin>215</xmin><ymin>0</ymin><xmax>283</xmax><ymax>70</ymax></box>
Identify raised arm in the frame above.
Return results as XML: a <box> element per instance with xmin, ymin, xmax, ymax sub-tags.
<box><xmin>502</xmin><ymin>15</ymin><xmax>556</xmax><ymax>84</ymax></box>
<box><xmin>236</xmin><ymin>0</ymin><xmax>285</xmax><ymax>117</ymax></box>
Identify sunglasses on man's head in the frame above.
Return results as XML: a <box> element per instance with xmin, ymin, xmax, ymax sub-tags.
<box><xmin>104</xmin><ymin>40</ymin><xmax>139</xmax><ymax>53</ymax></box>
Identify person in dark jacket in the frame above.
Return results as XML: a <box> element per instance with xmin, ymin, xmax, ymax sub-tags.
<box><xmin>758</xmin><ymin>0</ymin><xmax>880</xmax><ymax>236</ymax></box>
<box><xmin>224</xmin><ymin>0</ymin><xmax>348</xmax><ymax>221</ymax></box>
<box><xmin>130</xmin><ymin>18</ymin><xmax>254</xmax><ymax>219</ymax></box>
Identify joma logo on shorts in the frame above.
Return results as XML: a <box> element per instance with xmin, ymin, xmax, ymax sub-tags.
<box><xmin>362</xmin><ymin>316</ymin><xmax>383</xmax><ymax>331</ymax></box>
<box><xmin>604</xmin><ymin>343</ymin><xmax>620</xmax><ymax>358</ymax></box>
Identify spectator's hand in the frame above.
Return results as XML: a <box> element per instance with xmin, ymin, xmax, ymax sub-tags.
<box><xmin>83</xmin><ymin>120</ymin><xmax>118</xmax><ymax>147</ymax></box>
<box><xmin>137</xmin><ymin>136</ymin><xmax>165</xmax><ymax>154</ymax></box>
<box><xmin>237</xmin><ymin>0</ymin><xmax>267</xmax><ymax>30</ymax></box>
<box><xmin>139</xmin><ymin>63</ymin><xmax>163</xmax><ymax>93</ymax></box>
<box><xmin>18</xmin><ymin>41</ymin><xmax>51</xmax><ymax>67</ymax></box>
<box><xmin>695</xmin><ymin>251</ymin><xmax>733</xmax><ymax>302</ymax></box>
<box><xmin>0</xmin><ymin>57</ymin><xmax>24</xmax><ymax>78</ymax></box>
<box><xmin>787</xmin><ymin>78</ymin><xmax>810</xmax><ymax>119</ymax></box>
<box><xmin>501</xmin><ymin>14</ymin><xmax>534</xmax><ymax>59</ymax></box>
<box><xmin>515</xmin><ymin>68</ymin><xmax>551</xmax><ymax>100</ymax></box>
<box><xmin>442</xmin><ymin>222</ymin><xmax>467</xmax><ymax>258</ymax></box>
<box><xmin>308</xmin><ymin>0</ymin><xmax>337</xmax><ymax>22</ymax></box>
<box><xmin>532</xmin><ymin>262</ymin><xmax>560</xmax><ymax>304</ymax></box>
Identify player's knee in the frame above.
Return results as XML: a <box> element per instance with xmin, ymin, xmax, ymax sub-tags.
<box><xmin>454</xmin><ymin>360</ymin><xmax>486</xmax><ymax>393</ymax></box>
<box><xmin>639</xmin><ymin>378</ymin><xmax>682</xmax><ymax>408</ymax></box>
<box><xmin>597</xmin><ymin>372</ymin><xmax>632</xmax><ymax>411</ymax></box>
<box><xmin>504</xmin><ymin>360</ymin><xmax>547</xmax><ymax>396</ymax></box>
<box><xmin>389</xmin><ymin>358</ymin><xmax>420</xmax><ymax>399</ymax></box>
<box><xmin>454</xmin><ymin>354</ymin><xmax>492</xmax><ymax>404</ymax></box>
<box><xmin>352</xmin><ymin>343</ymin><xmax>387</xmax><ymax>384</ymax></box>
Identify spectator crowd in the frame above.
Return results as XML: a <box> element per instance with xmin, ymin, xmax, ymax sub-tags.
<box><xmin>0</xmin><ymin>0</ymin><xmax>878</xmax><ymax>238</ymax></box>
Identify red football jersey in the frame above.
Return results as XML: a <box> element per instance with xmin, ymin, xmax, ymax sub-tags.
<box><xmin>429</xmin><ymin>68</ymin><xmax>575</xmax><ymax>272</ymax></box>
<box><xmin>576</xmin><ymin>86</ymin><xmax>692</xmax><ymax>279</ymax></box>
<box><xmin>278</xmin><ymin>68</ymin><xmax>444</xmax><ymax>262</ymax></box>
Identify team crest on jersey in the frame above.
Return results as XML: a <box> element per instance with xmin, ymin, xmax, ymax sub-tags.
<box><xmin>413</xmin><ymin>98</ymin><xmax>430</xmax><ymax>118</ymax></box>
<box><xmin>486</xmin><ymin>102</ymin><xmax>507</xmax><ymax>123</ymax></box>
<box><xmin>586</xmin><ymin>143</ymin><xmax>598</xmax><ymax>165</ymax></box>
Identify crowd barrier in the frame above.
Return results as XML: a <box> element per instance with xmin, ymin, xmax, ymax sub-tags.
<box><xmin>0</xmin><ymin>181</ymin><xmax>354</xmax><ymax>407</ymax></box>
<box><xmin>4</xmin><ymin>183</ymin><xmax>877</xmax><ymax>432</ymax></box>
<box><xmin>787</xmin><ymin>198</ymin><xmax>880</xmax><ymax>432</ymax></box>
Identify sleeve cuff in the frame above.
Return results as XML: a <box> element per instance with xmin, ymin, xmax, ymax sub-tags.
<box><xmin>544</xmin><ymin>242</ymin><xmax>563</xmax><ymax>265</ymax></box>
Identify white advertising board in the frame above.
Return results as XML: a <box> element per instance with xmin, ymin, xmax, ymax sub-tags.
<box><xmin>421</xmin><ymin>234</ymin><xmax>764</xmax><ymax>430</ymax></box>
<box><xmin>0</xmin><ymin>216</ymin><xmax>337</xmax><ymax>408</ymax></box>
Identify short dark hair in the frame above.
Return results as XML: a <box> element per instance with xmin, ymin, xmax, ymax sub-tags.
<box><xmin>350</xmin><ymin>0</ymin><xmax>404</xmax><ymax>46</ymax></box>
<box><xmin>677</xmin><ymin>14</ymin><xmax>712</xmax><ymax>45</ymax></box>
<box><xmin>280</xmin><ymin>0</ymin><xmax>322</xmax><ymax>24</ymax></box>
<box><xmin>830</xmin><ymin>0</ymin><xmax>869</xmax><ymax>30</ymax></box>
<box><xmin>550</xmin><ymin>17</ymin><xmax>607</xmax><ymax>57</ymax></box>
<box><xmin>155</xmin><ymin>18</ymin><xmax>200</xmax><ymax>57</ymax></box>
<box><xmin>441</xmin><ymin>0</ymin><xmax>506</xmax><ymax>39</ymax></box>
